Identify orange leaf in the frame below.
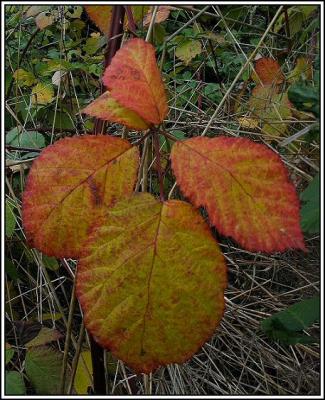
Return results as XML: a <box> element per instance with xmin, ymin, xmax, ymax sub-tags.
<box><xmin>76</xmin><ymin>193</ymin><xmax>226</xmax><ymax>374</ymax></box>
<box><xmin>103</xmin><ymin>38</ymin><xmax>168</xmax><ymax>125</ymax></box>
<box><xmin>171</xmin><ymin>136</ymin><xmax>306</xmax><ymax>253</ymax></box>
<box><xmin>22</xmin><ymin>135</ymin><xmax>139</xmax><ymax>258</ymax></box>
<box><xmin>143</xmin><ymin>6</ymin><xmax>172</xmax><ymax>27</ymax></box>
<box><xmin>83</xmin><ymin>91</ymin><xmax>149</xmax><ymax>130</ymax></box>
<box><xmin>84</xmin><ymin>6</ymin><xmax>112</xmax><ymax>35</ymax></box>
<box><xmin>253</xmin><ymin>57</ymin><xmax>285</xmax><ymax>85</ymax></box>
<box><xmin>85</xmin><ymin>6</ymin><xmax>150</xmax><ymax>35</ymax></box>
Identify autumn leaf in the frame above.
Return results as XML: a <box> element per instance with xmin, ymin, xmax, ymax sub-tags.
<box><xmin>83</xmin><ymin>91</ymin><xmax>149</xmax><ymax>130</ymax></box>
<box><xmin>252</xmin><ymin>57</ymin><xmax>285</xmax><ymax>85</ymax></box>
<box><xmin>85</xmin><ymin>6</ymin><xmax>150</xmax><ymax>35</ymax></box>
<box><xmin>84</xmin><ymin>5</ymin><xmax>112</xmax><ymax>35</ymax></box>
<box><xmin>171</xmin><ymin>136</ymin><xmax>306</xmax><ymax>253</ymax></box>
<box><xmin>22</xmin><ymin>135</ymin><xmax>139</xmax><ymax>258</ymax></box>
<box><xmin>31</xmin><ymin>82</ymin><xmax>54</xmax><ymax>105</ymax></box>
<box><xmin>237</xmin><ymin>117</ymin><xmax>259</xmax><ymax>130</ymax></box>
<box><xmin>287</xmin><ymin>57</ymin><xmax>313</xmax><ymax>83</ymax></box>
<box><xmin>143</xmin><ymin>6</ymin><xmax>172</xmax><ymax>26</ymax></box>
<box><xmin>175</xmin><ymin>40</ymin><xmax>202</xmax><ymax>66</ymax></box>
<box><xmin>76</xmin><ymin>193</ymin><xmax>226</xmax><ymax>374</ymax></box>
<box><xmin>35</xmin><ymin>11</ymin><xmax>55</xmax><ymax>30</ymax></box>
<box><xmin>13</xmin><ymin>68</ymin><xmax>37</xmax><ymax>87</ymax></box>
<box><xmin>248</xmin><ymin>85</ymin><xmax>292</xmax><ymax>138</ymax></box>
<box><xmin>102</xmin><ymin>38</ymin><xmax>168</xmax><ymax>125</ymax></box>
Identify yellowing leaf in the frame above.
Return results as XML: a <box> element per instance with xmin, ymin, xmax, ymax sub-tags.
<box><xmin>143</xmin><ymin>6</ymin><xmax>172</xmax><ymax>26</ymax></box>
<box><xmin>237</xmin><ymin>117</ymin><xmax>259</xmax><ymax>129</ymax></box>
<box><xmin>74</xmin><ymin>351</ymin><xmax>93</xmax><ymax>394</ymax></box>
<box><xmin>13</xmin><ymin>69</ymin><xmax>36</xmax><ymax>87</ymax></box>
<box><xmin>103</xmin><ymin>38</ymin><xmax>168</xmax><ymax>126</ymax></box>
<box><xmin>175</xmin><ymin>40</ymin><xmax>202</xmax><ymax>65</ymax></box>
<box><xmin>31</xmin><ymin>83</ymin><xmax>54</xmax><ymax>105</ymax></box>
<box><xmin>252</xmin><ymin>57</ymin><xmax>284</xmax><ymax>85</ymax></box>
<box><xmin>85</xmin><ymin>6</ymin><xmax>112</xmax><ymax>34</ymax></box>
<box><xmin>85</xmin><ymin>6</ymin><xmax>150</xmax><ymax>35</ymax></box>
<box><xmin>22</xmin><ymin>135</ymin><xmax>139</xmax><ymax>258</ymax></box>
<box><xmin>287</xmin><ymin>57</ymin><xmax>313</xmax><ymax>83</ymax></box>
<box><xmin>76</xmin><ymin>193</ymin><xmax>226</xmax><ymax>374</ymax></box>
<box><xmin>26</xmin><ymin>327</ymin><xmax>62</xmax><ymax>347</ymax></box>
<box><xmin>35</xmin><ymin>11</ymin><xmax>55</xmax><ymax>30</ymax></box>
<box><xmin>171</xmin><ymin>136</ymin><xmax>306</xmax><ymax>253</ymax></box>
<box><xmin>249</xmin><ymin>85</ymin><xmax>292</xmax><ymax>138</ymax></box>
<box><xmin>83</xmin><ymin>91</ymin><xmax>149</xmax><ymax>130</ymax></box>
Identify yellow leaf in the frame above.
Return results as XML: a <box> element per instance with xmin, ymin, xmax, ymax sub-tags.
<box><xmin>76</xmin><ymin>193</ymin><xmax>226</xmax><ymax>374</ymax></box>
<box><xmin>287</xmin><ymin>57</ymin><xmax>313</xmax><ymax>83</ymax></box>
<box><xmin>31</xmin><ymin>83</ymin><xmax>54</xmax><ymax>105</ymax></box>
<box><xmin>238</xmin><ymin>117</ymin><xmax>259</xmax><ymax>129</ymax></box>
<box><xmin>74</xmin><ymin>351</ymin><xmax>93</xmax><ymax>394</ymax></box>
<box><xmin>13</xmin><ymin>69</ymin><xmax>36</xmax><ymax>87</ymax></box>
<box><xmin>175</xmin><ymin>39</ymin><xmax>202</xmax><ymax>65</ymax></box>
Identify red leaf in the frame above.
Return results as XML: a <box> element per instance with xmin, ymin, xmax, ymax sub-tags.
<box><xmin>102</xmin><ymin>38</ymin><xmax>168</xmax><ymax>125</ymax></box>
<box><xmin>171</xmin><ymin>136</ymin><xmax>306</xmax><ymax>253</ymax></box>
<box><xmin>254</xmin><ymin>57</ymin><xmax>285</xmax><ymax>85</ymax></box>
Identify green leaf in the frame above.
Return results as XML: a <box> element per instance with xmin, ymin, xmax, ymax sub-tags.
<box><xmin>5</xmin><ymin>371</ymin><xmax>26</xmax><ymax>395</ymax></box>
<box><xmin>6</xmin><ymin>202</ymin><xmax>16</xmax><ymax>237</ymax></box>
<box><xmin>300</xmin><ymin>173</ymin><xmax>320</xmax><ymax>234</ymax></box>
<box><xmin>25</xmin><ymin>346</ymin><xmax>63</xmax><ymax>394</ymax></box>
<box><xmin>5</xmin><ymin>258</ymin><xmax>18</xmax><ymax>281</ymax></box>
<box><xmin>261</xmin><ymin>296</ymin><xmax>320</xmax><ymax>345</ymax></box>
<box><xmin>6</xmin><ymin>347</ymin><xmax>15</xmax><ymax>365</ymax></box>
<box><xmin>6</xmin><ymin>128</ymin><xmax>46</xmax><ymax>149</ymax></box>
<box><xmin>42</xmin><ymin>255</ymin><xmax>60</xmax><ymax>271</ymax></box>
<box><xmin>288</xmin><ymin>82</ymin><xmax>319</xmax><ymax>118</ymax></box>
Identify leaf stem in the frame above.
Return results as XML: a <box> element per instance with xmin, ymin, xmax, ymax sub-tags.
<box><xmin>153</xmin><ymin>131</ymin><xmax>165</xmax><ymax>202</ymax></box>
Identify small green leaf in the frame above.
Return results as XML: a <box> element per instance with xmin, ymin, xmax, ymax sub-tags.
<box><xmin>5</xmin><ymin>258</ymin><xmax>18</xmax><ymax>281</ymax></box>
<box><xmin>261</xmin><ymin>296</ymin><xmax>320</xmax><ymax>345</ymax></box>
<box><xmin>288</xmin><ymin>82</ymin><xmax>319</xmax><ymax>118</ymax></box>
<box><xmin>6</xmin><ymin>128</ymin><xmax>46</xmax><ymax>149</ymax></box>
<box><xmin>300</xmin><ymin>173</ymin><xmax>320</xmax><ymax>234</ymax></box>
<box><xmin>42</xmin><ymin>255</ymin><xmax>59</xmax><ymax>271</ymax></box>
<box><xmin>6</xmin><ymin>371</ymin><xmax>26</xmax><ymax>395</ymax></box>
<box><xmin>25</xmin><ymin>346</ymin><xmax>63</xmax><ymax>394</ymax></box>
<box><xmin>6</xmin><ymin>347</ymin><xmax>15</xmax><ymax>365</ymax></box>
<box><xmin>6</xmin><ymin>202</ymin><xmax>16</xmax><ymax>237</ymax></box>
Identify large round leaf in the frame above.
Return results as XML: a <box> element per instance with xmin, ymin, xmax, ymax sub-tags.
<box><xmin>171</xmin><ymin>136</ymin><xmax>306</xmax><ymax>253</ymax></box>
<box><xmin>76</xmin><ymin>193</ymin><xmax>226</xmax><ymax>374</ymax></box>
<box><xmin>23</xmin><ymin>135</ymin><xmax>139</xmax><ymax>258</ymax></box>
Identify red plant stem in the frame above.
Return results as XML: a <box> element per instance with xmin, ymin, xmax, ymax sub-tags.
<box><xmin>90</xmin><ymin>6</ymin><xmax>126</xmax><ymax>396</ymax></box>
<box><xmin>197</xmin><ymin>69</ymin><xmax>202</xmax><ymax>110</ymax></box>
<box><xmin>94</xmin><ymin>6</ymin><xmax>126</xmax><ymax>135</ymax></box>
<box><xmin>153</xmin><ymin>131</ymin><xmax>165</xmax><ymax>202</ymax></box>
<box><xmin>124</xmin><ymin>6</ymin><xmax>137</xmax><ymax>36</ymax></box>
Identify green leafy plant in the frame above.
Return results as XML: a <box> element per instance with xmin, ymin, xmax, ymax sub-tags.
<box><xmin>261</xmin><ymin>296</ymin><xmax>320</xmax><ymax>345</ymax></box>
<box><xmin>22</xmin><ymin>36</ymin><xmax>306</xmax><ymax>375</ymax></box>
